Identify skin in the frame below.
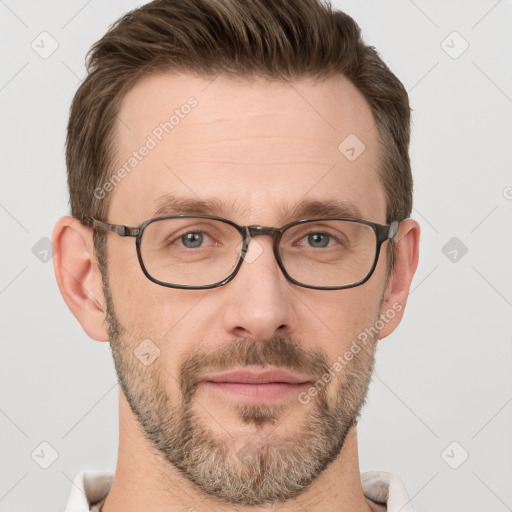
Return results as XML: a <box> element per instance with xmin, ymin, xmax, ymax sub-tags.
<box><xmin>53</xmin><ymin>72</ymin><xmax>420</xmax><ymax>512</ymax></box>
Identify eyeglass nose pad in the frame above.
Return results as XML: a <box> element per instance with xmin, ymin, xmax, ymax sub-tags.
<box><xmin>235</xmin><ymin>236</ymin><xmax>249</xmax><ymax>258</ymax></box>
<box><xmin>236</xmin><ymin>236</ymin><xmax>265</xmax><ymax>265</ymax></box>
<box><xmin>235</xmin><ymin>227</ymin><xmax>251</xmax><ymax>258</ymax></box>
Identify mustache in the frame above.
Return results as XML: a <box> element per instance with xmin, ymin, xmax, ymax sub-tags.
<box><xmin>179</xmin><ymin>335</ymin><xmax>330</xmax><ymax>402</ymax></box>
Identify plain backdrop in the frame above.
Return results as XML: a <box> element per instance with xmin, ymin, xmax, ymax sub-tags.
<box><xmin>1</xmin><ymin>1</ymin><xmax>511</xmax><ymax>511</ymax></box>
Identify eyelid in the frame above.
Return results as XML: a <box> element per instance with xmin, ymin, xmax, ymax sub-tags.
<box><xmin>167</xmin><ymin>224</ymin><xmax>226</xmax><ymax>247</ymax></box>
<box><xmin>291</xmin><ymin>229</ymin><xmax>345</xmax><ymax>246</ymax></box>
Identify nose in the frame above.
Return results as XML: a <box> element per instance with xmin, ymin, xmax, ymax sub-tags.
<box><xmin>221</xmin><ymin>236</ymin><xmax>296</xmax><ymax>341</ymax></box>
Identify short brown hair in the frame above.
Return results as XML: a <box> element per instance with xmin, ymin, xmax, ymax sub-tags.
<box><xmin>66</xmin><ymin>0</ymin><xmax>412</xmax><ymax>272</ymax></box>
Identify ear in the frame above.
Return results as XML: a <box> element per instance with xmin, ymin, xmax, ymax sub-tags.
<box><xmin>377</xmin><ymin>218</ymin><xmax>420</xmax><ymax>340</ymax></box>
<box><xmin>52</xmin><ymin>216</ymin><xmax>109</xmax><ymax>342</ymax></box>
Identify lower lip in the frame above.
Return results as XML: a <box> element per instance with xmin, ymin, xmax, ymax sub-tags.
<box><xmin>202</xmin><ymin>381</ymin><xmax>310</xmax><ymax>400</ymax></box>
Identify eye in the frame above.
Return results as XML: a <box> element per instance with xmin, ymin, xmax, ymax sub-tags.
<box><xmin>301</xmin><ymin>232</ymin><xmax>333</xmax><ymax>248</ymax></box>
<box><xmin>172</xmin><ymin>229</ymin><xmax>218</xmax><ymax>249</ymax></box>
<box><xmin>179</xmin><ymin>231</ymin><xmax>207</xmax><ymax>248</ymax></box>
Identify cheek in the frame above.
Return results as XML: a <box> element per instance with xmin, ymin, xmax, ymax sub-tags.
<box><xmin>314</xmin><ymin>286</ymin><xmax>383</xmax><ymax>358</ymax></box>
<box><xmin>107</xmin><ymin>258</ymin><xmax>214</xmax><ymax>355</ymax></box>
<box><xmin>106</xmin><ymin>245</ymin><xmax>175</xmax><ymax>339</ymax></box>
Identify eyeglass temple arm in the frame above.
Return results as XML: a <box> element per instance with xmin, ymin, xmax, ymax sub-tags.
<box><xmin>376</xmin><ymin>220</ymin><xmax>400</xmax><ymax>243</ymax></box>
<box><xmin>84</xmin><ymin>218</ymin><xmax>140</xmax><ymax>237</ymax></box>
<box><xmin>388</xmin><ymin>220</ymin><xmax>400</xmax><ymax>239</ymax></box>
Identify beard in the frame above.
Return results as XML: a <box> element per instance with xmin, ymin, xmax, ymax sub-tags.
<box><xmin>102</xmin><ymin>277</ymin><xmax>379</xmax><ymax>507</ymax></box>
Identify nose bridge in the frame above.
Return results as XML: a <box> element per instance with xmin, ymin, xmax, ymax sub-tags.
<box><xmin>242</xmin><ymin>224</ymin><xmax>282</xmax><ymax>266</ymax></box>
<box><xmin>246</xmin><ymin>224</ymin><xmax>281</xmax><ymax>241</ymax></box>
<box><xmin>227</xmin><ymin>224</ymin><xmax>291</xmax><ymax>340</ymax></box>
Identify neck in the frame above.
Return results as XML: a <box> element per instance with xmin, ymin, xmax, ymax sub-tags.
<box><xmin>102</xmin><ymin>390</ymin><xmax>378</xmax><ymax>512</ymax></box>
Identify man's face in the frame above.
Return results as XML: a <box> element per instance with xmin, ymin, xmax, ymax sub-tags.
<box><xmin>103</xmin><ymin>72</ymin><xmax>390</xmax><ymax>505</ymax></box>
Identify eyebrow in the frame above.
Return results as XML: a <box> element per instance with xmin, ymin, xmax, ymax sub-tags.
<box><xmin>150</xmin><ymin>193</ymin><xmax>363</xmax><ymax>225</ymax></box>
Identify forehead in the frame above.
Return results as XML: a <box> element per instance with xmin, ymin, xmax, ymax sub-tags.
<box><xmin>109</xmin><ymin>72</ymin><xmax>386</xmax><ymax>225</ymax></box>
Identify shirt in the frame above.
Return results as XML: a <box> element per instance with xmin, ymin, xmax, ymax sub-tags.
<box><xmin>64</xmin><ymin>469</ymin><xmax>420</xmax><ymax>511</ymax></box>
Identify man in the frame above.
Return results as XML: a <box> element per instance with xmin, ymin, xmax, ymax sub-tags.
<box><xmin>53</xmin><ymin>0</ymin><xmax>420</xmax><ymax>510</ymax></box>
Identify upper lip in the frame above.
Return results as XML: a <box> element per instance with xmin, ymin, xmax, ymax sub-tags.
<box><xmin>202</xmin><ymin>369</ymin><xmax>311</xmax><ymax>384</ymax></box>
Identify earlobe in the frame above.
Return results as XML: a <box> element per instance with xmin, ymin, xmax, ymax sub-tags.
<box><xmin>52</xmin><ymin>216</ymin><xmax>110</xmax><ymax>342</ymax></box>
<box><xmin>378</xmin><ymin>218</ymin><xmax>420</xmax><ymax>340</ymax></box>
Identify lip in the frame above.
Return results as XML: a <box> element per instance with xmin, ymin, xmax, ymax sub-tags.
<box><xmin>202</xmin><ymin>381</ymin><xmax>310</xmax><ymax>400</ymax></box>
<box><xmin>201</xmin><ymin>369</ymin><xmax>311</xmax><ymax>385</ymax></box>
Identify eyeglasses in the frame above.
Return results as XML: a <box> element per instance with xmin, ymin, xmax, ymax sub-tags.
<box><xmin>86</xmin><ymin>215</ymin><xmax>400</xmax><ymax>290</ymax></box>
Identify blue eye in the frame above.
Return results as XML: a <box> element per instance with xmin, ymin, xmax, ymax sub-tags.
<box><xmin>180</xmin><ymin>231</ymin><xmax>205</xmax><ymax>248</ymax></box>
<box><xmin>305</xmin><ymin>232</ymin><xmax>332</xmax><ymax>248</ymax></box>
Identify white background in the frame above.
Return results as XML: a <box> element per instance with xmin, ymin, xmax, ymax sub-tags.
<box><xmin>1</xmin><ymin>1</ymin><xmax>511</xmax><ymax>511</ymax></box>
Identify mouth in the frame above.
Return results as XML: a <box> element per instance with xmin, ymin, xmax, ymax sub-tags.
<box><xmin>200</xmin><ymin>369</ymin><xmax>312</xmax><ymax>401</ymax></box>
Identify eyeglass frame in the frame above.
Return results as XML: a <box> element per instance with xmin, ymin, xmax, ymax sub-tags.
<box><xmin>84</xmin><ymin>215</ymin><xmax>400</xmax><ymax>291</ymax></box>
